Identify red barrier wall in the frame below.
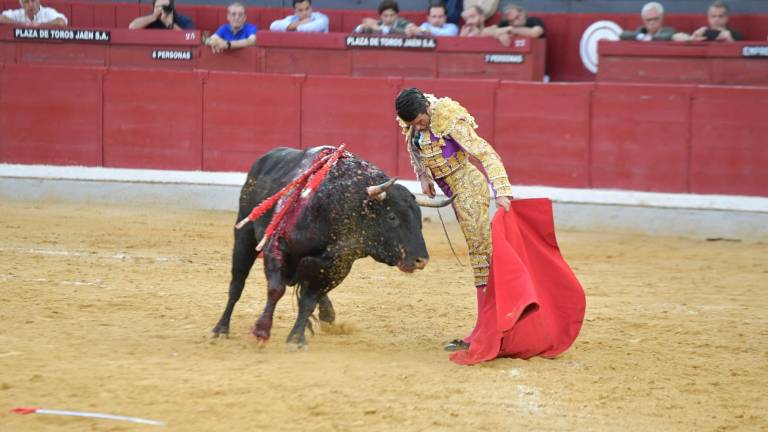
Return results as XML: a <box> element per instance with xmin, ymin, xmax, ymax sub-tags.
<box><xmin>689</xmin><ymin>86</ymin><xmax>768</xmax><ymax>196</ymax></box>
<box><xmin>301</xmin><ymin>75</ymin><xmax>402</xmax><ymax>174</ymax></box>
<box><xmin>598</xmin><ymin>41</ymin><xmax>768</xmax><ymax>86</ymax></box>
<box><xmin>0</xmin><ymin>64</ymin><xmax>104</xmax><ymax>166</ymax></box>
<box><xmin>103</xmin><ymin>69</ymin><xmax>204</xmax><ymax>170</ymax></box>
<box><xmin>495</xmin><ymin>82</ymin><xmax>593</xmax><ymax>188</ymax></box>
<box><xmin>17</xmin><ymin>42</ymin><xmax>108</xmax><ymax>66</ymax></box>
<box><xmin>196</xmin><ymin>43</ymin><xmax>260</xmax><ymax>72</ymax></box>
<box><xmin>203</xmin><ymin>72</ymin><xmax>302</xmax><ymax>171</ymax></box>
<box><xmin>1</xmin><ymin>64</ymin><xmax>766</xmax><ymax>197</ymax></box>
<box><xmin>590</xmin><ymin>83</ymin><xmax>695</xmax><ymax>192</ymax></box>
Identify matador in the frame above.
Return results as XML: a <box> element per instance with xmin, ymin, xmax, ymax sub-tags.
<box><xmin>395</xmin><ymin>88</ymin><xmax>513</xmax><ymax>351</ymax></box>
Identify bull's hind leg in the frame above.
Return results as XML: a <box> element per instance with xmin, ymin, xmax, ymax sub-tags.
<box><xmin>286</xmin><ymin>256</ymin><xmax>351</xmax><ymax>349</ymax></box>
<box><xmin>317</xmin><ymin>294</ymin><xmax>335</xmax><ymax>325</ymax></box>
<box><xmin>286</xmin><ymin>287</ymin><xmax>321</xmax><ymax>350</ymax></box>
<box><xmin>212</xmin><ymin>226</ymin><xmax>258</xmax><ymax>338</ymax></box>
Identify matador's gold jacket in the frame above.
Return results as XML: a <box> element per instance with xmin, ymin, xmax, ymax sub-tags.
<box><xmin>398</xmin><ymin>94</ymin><xmax>514</xmax><ymax>197</ymax></box>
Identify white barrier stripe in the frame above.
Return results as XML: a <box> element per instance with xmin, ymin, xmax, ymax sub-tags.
<box><xmin>1</xmin><ymin>163</ymin><xmax>766</xmax><ymax>213</ymax></box>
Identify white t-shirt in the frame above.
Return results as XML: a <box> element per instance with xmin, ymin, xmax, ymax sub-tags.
<box><xmin>2</xmin><ymin>6</ymin><xmax>68</xmax><ymax>25</ymax></box>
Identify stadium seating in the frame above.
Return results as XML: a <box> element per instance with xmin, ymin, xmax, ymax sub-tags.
<box><xmin>2</xmin><ymin>2</ymin><xmax>766</xmax><ymax>79</ymax></box>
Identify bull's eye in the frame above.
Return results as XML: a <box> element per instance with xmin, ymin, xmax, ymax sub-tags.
<box><xmin>387</xmin><ymin>213</ymin><xmax>399</xmax><ymax>226</ymax></box>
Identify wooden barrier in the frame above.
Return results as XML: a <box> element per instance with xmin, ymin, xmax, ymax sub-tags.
<box><xmin>598</xmin><ymin>41</ymin><xmax>768</xmax><ymax>86</ymax></box>
<box><xmin>0</xmin><ymin>27</ymin><xmax>546</xmax><ymax>80</ymax></box>
<box><xmin>1</xmin><ymin>63</ymin><xmax>766</xmax><ymax>197</ymax></box>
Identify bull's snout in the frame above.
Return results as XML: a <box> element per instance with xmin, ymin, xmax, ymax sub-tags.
<box><xmin>414</xmin><ymin>257</ymin><xmax>428</xmax><ymax>270</ymax></box>
<box><xmin>397</xmin><ymin>256</ymin><xmax>428</xmax><ymax>273</ymax></box>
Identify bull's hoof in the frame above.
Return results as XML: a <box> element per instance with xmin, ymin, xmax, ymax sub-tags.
<box><xmin>251</xmin><ymin>326</ymin><xmax>270</xmax><ymax>342</ymax></box>
<box><xmin>252</xmin><ymin>317</ymin><xmax>273</xmax><ymax>342</ymax></box>
<box><xmin>318</xmin><ymin>309</ymin><xmax>335</xmax><ymax>325</ymax></box>
<box><xmin>286</xmin><ymin>341</ymin><xmax>308</xmax><ymax>352</ymax></box>
<box><xmin>286</xmin><ymin>332</ymin><xmax>307</xmax><ymax>350</ymax></box>
<box><xmin>211</xmin><ymin>324</ymin><xmax>229</xmax><ymax>338</ymax></box>
<box><xmin>251</xmin><ymin>322</ymin><xmax>272</xmax><ymax>345</ymax></box>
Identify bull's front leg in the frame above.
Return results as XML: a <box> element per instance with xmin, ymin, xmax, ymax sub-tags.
<box><xmin>212</xmin><ymin>224</ymin><xmax>258</xmax><ymax>338</ymax></box>
<box><xmin>253</xmin><ymin>273</ymin><xmax>286</xmax><ymax>342</ymax></box>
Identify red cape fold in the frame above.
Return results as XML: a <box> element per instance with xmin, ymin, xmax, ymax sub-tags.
<box><xmin>450</xmin><ymin>198</ymin><xmax>586</xmax><ymax>365</ymax></box>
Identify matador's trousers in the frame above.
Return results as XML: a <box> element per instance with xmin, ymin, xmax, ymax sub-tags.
<box><xmin>436</xmin><ymin>162</ymin><xmax>491</xmax><ymax>287</ymax></box>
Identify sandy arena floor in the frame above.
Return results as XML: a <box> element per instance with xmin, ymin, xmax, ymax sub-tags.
<box><xmin>0</xmin><ymin>199</ymin><xmax>766</xmax><ymax>431</ymax></box>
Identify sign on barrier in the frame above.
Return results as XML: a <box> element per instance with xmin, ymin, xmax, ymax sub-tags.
<box><xmin>13</xmin><ymin>28</ymin><xmax>111</xmax><ymax>42</ymax></box>
<box><xmin>485</xmin><ymin>54</ymin><xmax>524</xmax><ymax>64</ymax></box>
<box><xmin>345</xmin><ymin>35</ymin><xmax>436</xmax><ymax>50</ymax></box>
<box><xmin>742</xmin><ymin>46</ymin><xmax>768</xmax><ymax>57</ymax></box>
<box><xmin>151</xmin><ymin>50</ymin><xmax>193</xmax><ymax>60</ymax></box>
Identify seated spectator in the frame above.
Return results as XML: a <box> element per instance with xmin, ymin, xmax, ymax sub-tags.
<box><xmin>269</xmin><ymin>0</ymin><xmax>328</xmax><ymax>33</ymax></box>
<box><xmin>355</xmin><ymin>0</ymin><xmax>412</xmax><ymax>35</ymax></box>
<box><xmin>129</xmin><ymin>0</ymin><xmax>194</xmax><ymax>30</ymax></box>
<box><xmin>619</xmin><ymin>2</ymin><xmax>675</xmax><ymax>41</ymax></box>
<box><xmin>673</xmin><ymin>0</ymin><xmax>743</xmax><ymax>42</ymax></box>
<box><xmin>206</xmin><ymin>2</ymin><xmax>256</xmax><ymax>53</ymax></box>
<box><xmin>0</xmin><ymin>0</ymin><xmax>67</xmax><ymax>26</ymax></box>
<box><xmin>483</xmin><ymin>3</ymin><xmax>545</xmax><ymax>47</ymax></box>
<box><xmin>459</xmin><ymin>5</ymin><xmax>485</xmax><ymax>37</ymax></box>
<box><xmin>406</xmin><ymin>2</ymin><xmax>459</xmax><ymax>37</ymax></box>
<box><xmin>463</xmin><ymin>0</ymin><xmax>498</xmax><ymax>20</ymax></box>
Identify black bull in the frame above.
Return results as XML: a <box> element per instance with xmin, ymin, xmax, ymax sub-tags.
<box><xmin>212</xmin><ymin>146</ymin><xmax>453</xmax><ymax>348</ymax></box>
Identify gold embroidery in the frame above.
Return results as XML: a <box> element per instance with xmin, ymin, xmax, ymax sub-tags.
<box><xmin>441</xmin><ymin>163</ymin><xmax>491</xmax><ymax>287</ymax></box>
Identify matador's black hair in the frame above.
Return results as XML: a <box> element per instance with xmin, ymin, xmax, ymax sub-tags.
<box><xmin>395</xmin><ymin>88</ymin><xmax>428</xmax><ymax>122</ymax></box>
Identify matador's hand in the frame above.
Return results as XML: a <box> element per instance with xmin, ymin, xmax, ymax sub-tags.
<box><xmin>495</xmin><ymin>196</ymin><xmax>511</xmax><ymax>211</ymax></box>
<box><xmin>419</xmin><ymin>174</ymin><xmax>436</xmax><ymax>198</ymax></box>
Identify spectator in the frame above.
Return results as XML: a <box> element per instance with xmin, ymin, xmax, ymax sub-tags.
<box><xmin>443</xmin><ymin>0</ymin><xmax>462</xmax><ymax>25</ymax></box>
<box><xmin>459</xmin><ymin>5</ymin><xmax>485</xmax><ymax>37</ymax></box>
<box><xmin>619</xmin><ymin>2</ymin><xmax>675</xmax><ymax>41</ymax></box>
<box><xmin>206</xmin><ymin>2</ymin><xmax>257</xmax><ymax>53</ymax></box>
<box><xmin>673</xmin><ymin>0</ymin><xmax>743</xmax><ymax>42</ymax></box>
<box><xmin>464</xmin><ymin>0</ymin><xmax>498</xmax><ymax>20</ymax></box>
<box><xmin>0</xmin><ymin>0</ymin><xmax>67</xmax><ymax>26</ymax></box>
<box><xmin>269</xmin><ymin>0</ymin><xmax>328</xmax><ymax>33</ymax></box>
<box><xmin>483</xmin><ymin>3</ymin><xmax>545</xmax><ymax>47</ymax></box>
<box><xmin>406</xmin><ymin>2</ymin><xmax>459</xmax><ymax>37</ymax></box>
<box><xmin>354</xmin><ymin>0</ymin><xmax>412</xmax><ymax>35</ymax></box>
<box><xmin>129</xmin><ymin>0</ymin><xmax>194</xmax><ymax>30</ymax></box>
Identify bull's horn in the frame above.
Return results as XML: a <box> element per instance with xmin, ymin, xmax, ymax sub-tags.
<box><xmin>415</xmin><ymin>194</ymin><xmax>456</xmax><ymax>208</ymax></box>
<box><xmin>366</xmin><ymin>177</ymin><xmax>398</xmax><ymax>201</ymax></box>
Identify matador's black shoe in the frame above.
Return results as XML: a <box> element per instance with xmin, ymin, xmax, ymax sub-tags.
<box><xmin>443</xmin><ymin>339</ymin><xmax>470</xmax><ymax>352</ymax></box>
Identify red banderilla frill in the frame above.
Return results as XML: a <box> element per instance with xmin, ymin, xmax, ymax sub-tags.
<box><xmin>235</xmin><ymin>145</ymin><xmax>347</xmax><ymax>252</ymax></box>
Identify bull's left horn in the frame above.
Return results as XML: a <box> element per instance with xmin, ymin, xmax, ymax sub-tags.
<box><xmin>415</xmin><ymin>194</ymin><xmax>456</xmax><ymax>208</ymax></box>
<box><xmin>366</xmin><ymin>177</ymin><xmax>398</xmax><ymax>201</ymax></box>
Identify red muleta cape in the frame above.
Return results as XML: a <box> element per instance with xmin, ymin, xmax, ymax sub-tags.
<box><xmin>450</xmin><ymin>198</ymin><xmax>586</xmax><ymax>365</ymax></box>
